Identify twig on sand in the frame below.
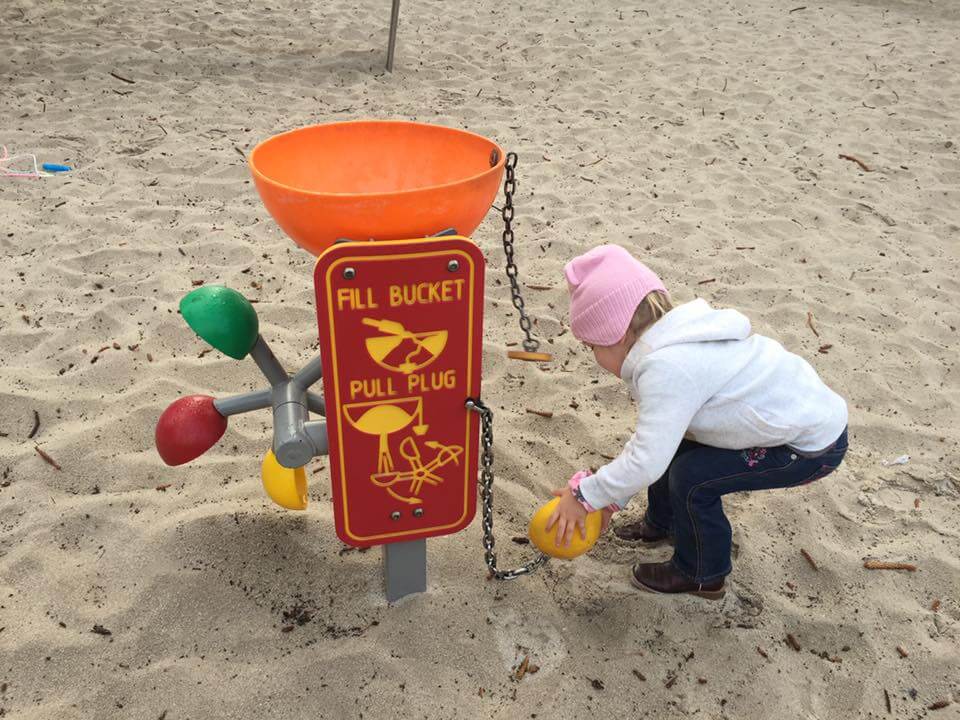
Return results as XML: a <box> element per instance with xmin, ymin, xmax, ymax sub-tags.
<box><xmin>806</xmin><ymin>312</ymin><xmax>820</xmax><ymax>337</ymax></box>
<box><xmin>789</xmin><ymin>6</ymin><xmax>807</xmax><ymax>12</ymax></box>
<box><xmin>35</xmin><ymin>445</ymin><xmax>62</xmax><ymax>470</ymax></box>
<box><xmin>928</xmin><ymin>700</ymin><xmax>951</xmax><ymax>711</ymax></box>
<box><xmin>931</xmin><ymin>599</ymin><xmax>941</xmax><ymax>612</ymax></box>
<box><xmin>864</xmin><ymin>560</ymin><xmax>916</xmax><ymax>571</ymax></box>
<box><xmin>785</xmin><ymin>634</ymin><xmax>802</xmax><ymax>651</ymax></box>
<box><xmin>28</xmin><ymin>410</ymin><xmax>40</xmax><ymax>439</ymax></box>
<box><xmin>697</xmin><ymin>278</ymin><xmax>717</xmax><ymax>285</ymax></box>
<box><xmin>109</xmin><ymin>71</ymin><xmax>136</xmax><ymax>84</ymax></box>
<box><xmin>526</xmin><ymin>408</ymin><xmax>554</xmax><ymax>419</ymax></box>
<box><xmin>839</xmin><ymin>153</ymin><xmax>872</xmax><ymax>172</ymax></box>
<box><xmin>896</xmin><ymin>646</ymin><xmax>909</xmax><ymax>658</ymax></box>
<box><xmin>818</xmin><ymin>344</ymin><xmax>833</xmax><ymax>354</ymax></box>
<box><xmin>756</xmin><ymin>646</ymin><xmax>769</xmax><ymax>659</ymax></box>
<box><xmin>884</xmin><ymin>688</ymin><xmax>891</xmax><ymax>714</ymax></box>
<box><xmin>800</xmin><ymin>548</ymin><xmax>819</xmax><ymax>570</ymax></box>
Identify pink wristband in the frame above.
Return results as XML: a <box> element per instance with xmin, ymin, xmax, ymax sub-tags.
<box><xmin>568</xmin><ymin>470</ymin><xmax>623</xmax><ymax>513</ymax></box>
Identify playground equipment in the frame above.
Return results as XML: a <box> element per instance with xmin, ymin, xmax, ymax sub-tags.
<box><xmin>156</xmin><ymin>120</ymin><xmax>595</xmax><ymax>602</ymax></box>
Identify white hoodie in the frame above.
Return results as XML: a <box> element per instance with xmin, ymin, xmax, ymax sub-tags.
<box><xmin>578</xmin><ymin>299</ymin><xmax>849</xmax><ymax>512</ymax></box>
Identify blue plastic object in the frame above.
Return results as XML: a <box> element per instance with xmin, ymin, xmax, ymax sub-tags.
<box><xmin>42</xmin><ymin>163</ymin><xmax>71</xmax><ymax>172</ymax></box>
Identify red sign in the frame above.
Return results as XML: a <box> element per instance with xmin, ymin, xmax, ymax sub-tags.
<box><xmin>314</xmin><ymin>237</ymin><xmax>484</xmax><ymax>546</ymax></box>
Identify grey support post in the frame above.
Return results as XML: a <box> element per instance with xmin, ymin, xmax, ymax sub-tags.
<box><xmin>386</xmin><ymin>0</ymin><xmax>401</xmax><ymax>72</ymax></box>
<box><xmin>383</xmin><ymin>539</ymin><xmax>427</xmax><ymax>602</ymax></box>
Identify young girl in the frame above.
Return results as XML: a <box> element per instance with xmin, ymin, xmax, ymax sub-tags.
<box><xmin>548</xmin><ymin>244</ymin><xmax>848</xmax><ymax>599</ymax></box>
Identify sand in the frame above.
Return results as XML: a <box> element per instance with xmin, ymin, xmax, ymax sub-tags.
<box><xmin>1</xmin><ymin>0</ymin><xmax>958</xmax><ymax>717</ymax></box>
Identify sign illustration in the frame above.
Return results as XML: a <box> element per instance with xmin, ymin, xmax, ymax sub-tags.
<box><xmin>315</xmin><ymin>237</ymin><xmax>484</xmax><ymax>546</ymax></box>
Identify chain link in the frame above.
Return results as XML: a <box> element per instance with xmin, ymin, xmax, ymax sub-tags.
<box><xmin>466</xmin><ymin>397</ymin><xmax>549</xmax><ymax>580</ymax></box>
<box><xmin>501</xmin><ymin>152</ymin><xmax>541</xmax><ymax>354</ymax></box>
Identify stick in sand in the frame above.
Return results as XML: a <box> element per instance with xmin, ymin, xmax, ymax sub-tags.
<box><xmin>35</xmin><ymin>445</ymin><xmax>62</xmax><ymax>470</ymax></box>
<box><xmin>800</xmin><ymin>548</ymin><xmax>818</xmax><ymax>571</ymax></box>
<box><xmin>839</xmin><ymin>153</ymin><xmax>872</xmax><ymax>172</ymax></box>
<box><xmin>864</xmin><ymin>560</ymin><xmax>917</xmax><ymax>571</ymax></box>
<box><xmin>806</xmin><ymin>311</ymin><xmax>820</xmax><ymax>337</ymax></box>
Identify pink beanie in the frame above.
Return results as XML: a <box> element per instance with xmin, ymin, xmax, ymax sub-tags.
<box><xmin>564</xmin><ymin>245</ymin><xmax>667</xmax><ymax>346</ymax></box>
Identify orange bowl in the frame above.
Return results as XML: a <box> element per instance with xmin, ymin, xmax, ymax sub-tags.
<box><xmin>249</xmin><ymin>120</ymin><xmax>506</xmax><ymax>255</ymax></box>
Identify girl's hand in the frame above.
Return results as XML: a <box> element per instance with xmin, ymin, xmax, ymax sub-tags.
<box><xmin>547</xmin><ymin>488</ymin><xmax>588</xmax><ymax>547</ymax></box>
<box><xmin>600</xmin><ymin>507</ymin><xmax>615</xmax><ymax>534</ymax></box>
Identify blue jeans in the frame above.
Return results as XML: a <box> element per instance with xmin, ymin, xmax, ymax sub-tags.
<box><xmin>644</xmin><ymin>429</ymin><xmax>848</xmax><ymax>583</ymax></box>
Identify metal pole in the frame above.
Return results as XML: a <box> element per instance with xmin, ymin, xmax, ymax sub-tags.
<box><xmin>386</xmin><ymin>0</ymin><xmax>401</xmax><ymax>72</ymax></box>
<box><xmin>383</xmin><ymin>539</ymin><xmax>426</xmax><ymax>601</ymax></box>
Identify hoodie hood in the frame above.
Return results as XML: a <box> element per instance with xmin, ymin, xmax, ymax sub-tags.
<box><xmin>620</xmin><ymin>299</ymin><xmax>752</xmax><ymax>380</ymax></box>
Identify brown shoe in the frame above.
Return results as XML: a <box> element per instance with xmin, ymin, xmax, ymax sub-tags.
<box><xmin>630</xmin><ymin>561</ymin><xmax>726</xmax><ymax>600</ymax></box>
<box><xmin>613</xmin><ymin>519</ymin><xmax>673</xmax><ymax>546</ymax></box>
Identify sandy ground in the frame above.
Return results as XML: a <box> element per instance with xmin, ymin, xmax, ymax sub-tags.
<box><xmin>1</xmin><ymin>0</ymin><xmax>959</xmax><ymax>717</ymax></box>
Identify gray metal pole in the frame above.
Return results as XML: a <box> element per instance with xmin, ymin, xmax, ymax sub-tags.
<box><xmin>386</xmin><ymin>0</ymin><xmax>400</xmax><ymax>72</ymax></box>
<box><xmin>249</xmin><ymin>336</ymin><xmax>288</xmax><ymax>386</ymax></box>
<box><xmin>383</xmin><ymin>539</ymin><xmax>426</xmax><ymax>601</ymax></box>
<box><xmin>213</xmin><ymin>389</ymin><xmax>273</xmax><ymax>416</ymax></box>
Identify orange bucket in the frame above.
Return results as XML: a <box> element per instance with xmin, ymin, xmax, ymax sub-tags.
<box><xmin>249</xmin><ymin>120</ymin><xmax>506</xmax><ymax>255</ymax></box>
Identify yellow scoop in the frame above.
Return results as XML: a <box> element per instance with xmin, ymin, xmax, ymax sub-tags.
<box><xmin>261</xmin><ymin>449</ymin><xmax>308</xmax><ymax>510</ymax></box>
<box><xmin>528</xmin><ymin>497</ymin><xmax>602</xmax><ymax>559</ymax></box>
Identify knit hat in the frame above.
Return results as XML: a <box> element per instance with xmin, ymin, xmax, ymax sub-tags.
<box><xmin>564</xmin><ymin>244</ymin><xmax>667</xmax><ymax>346</ymax></box>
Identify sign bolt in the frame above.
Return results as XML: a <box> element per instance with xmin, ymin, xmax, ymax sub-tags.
<box><xmin>390</xmin><ymin>511</ymin><xmax>401</xmax><ymax>520</ymax></box>
<box><xmin>343</xmin><ymin>267</ymin><xmax>356</xmax><ymax>279</ymax></box>
<box><xmin>447</xmin><ymin>259</ymin><xmax>459</xmax><ymax>272</ymax></box>
<box><xmin>413</xmin><ymin>508</ymin><xmax>424</xmax><ymax>517</ymax></box>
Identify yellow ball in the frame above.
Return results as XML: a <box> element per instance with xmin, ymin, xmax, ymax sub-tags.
<box><xmin>528</xmin><ymin>497</ymin><xmax>602</xmax><ymax>559</ymax></box>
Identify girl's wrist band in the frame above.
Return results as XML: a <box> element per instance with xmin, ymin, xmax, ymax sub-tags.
<box><xmin>568</xmin><ymin>471</ymin><xmax>622</xmax><ymax>513</ymax></box>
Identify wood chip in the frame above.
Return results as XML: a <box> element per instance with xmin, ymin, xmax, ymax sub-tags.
<box><xmin>147</xmin><ymin>353</ymin><xmax>154</xmax><ymax>362</ymax></box>
<box><xmin>914</xmin><ymin>498</ymin><xmax>921</xmax><ymax>509</ymax></box>
<box><xmin>632</xmin><ymin>669</ymin><xmax>646</xmax><ymax>681</ymax></box>
<box><xmin>191</xmin><ymin>279</ymin><xmax>204</xmax><ymax>286</ymax></box>
<box><xmin>806</xmin><ymin>311</ymin><xmax>820</xmax><ymax>337</ymax></box>
<box><xmin>91</xmin><ymin>624</ymin><xmax>112</xmax><ymax>636</ymax></box>
<box><xmin>589</xmin><ymin>678</ymin><xmax>605</xmax><ymax>690</ymax></box>
<box><xmin>864</xmin><ymin>560</ymin><xmax>916</xmax><ymax>571</ymax></box>
<box><xmin>895</xmin><ymin>646</ymin><xmax>908</xmax><ymax>658</ymax></box>
<box><xmin>28</xmin><ymin>410</ymin><xmax>40</xmax><ymax>439</ymax></box>
<box><xmin>697</xmin><ymin>278</ymin><xmax>717</xmax><ymax>285</ymax></box>
<box><xmin>786</xmin><ymin>634</ymin><xmax>802</xmax><ymax>652</ymax></box>
<box><xmin>756</xmin><ymin>646</ymin><xmax>769</xmax><ymax>659</ymax></box>
<box><xmin>928</xmin><ymin>700</ymin><xmax>950</xmax><ymax>711</ymax></box>
<box><xmin>664</xmin><ymin>675</ymin><xmax>677</xmax><ymax>689</ymax></box>
<box><xmin>735</xmin><ymin>246</ymin><xmax>755</xmax><ymax>250</ymax></box>
<box><xmin>513</xmin><ymin>655</ymin><xmax>530</xmax><ymax>681</ymax></box>
<box><xmin>884</xmin><ymin>688</ymin><xmax>891</xmax><ymax>714</ymax></box>
<box><xmin>838</xmin><ymin>153</ymin><xmax>871</xmax><ymax>172</ymax></box>
<box><xmin>697</xmin><ymin>677</ymin><xmax>707</xmax><ymax>684</ymax></box>
<box><xmin>35</xmin><ymin>445</ymin><xmax>62</xmax><ymax>470</ymax></box>
<box><xmin>818</xmin><ymin>344</ymin><xmax>833</xmax><ymax>354</ymax></box>
<box><xmin>931</xmin><ymin>599</ymin><xmax>941</xmax><ymax>612</ymax></box>
<box><xmin>525</xmin><ymin>408</ymin><xmax>553</xmax><ymax>419</ymax></box>
<box><xmin>155</xmin><ymin>484</ymin><xmax>172</xmax><ymax>492</ymax></box>
<box><xmin>800</xmin><ymin>548</ymin><xmax>819</xmax><ymax>571</ymax></box>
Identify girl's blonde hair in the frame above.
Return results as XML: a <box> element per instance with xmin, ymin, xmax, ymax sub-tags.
<box><xmin>626</xmin><ymin>291</ymin><xmax>673</xmax><ymax>341</ymax></box>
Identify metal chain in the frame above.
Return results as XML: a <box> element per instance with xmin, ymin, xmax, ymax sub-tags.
<box><xmin>501</xmin><ymin>152</ymin><xmax>541</xmax><ymax>354</ymax></box>
<box><xmin>466</xmin><ymin>397</ymin><xmax>549</xmax><ymax>580</ymax></box>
